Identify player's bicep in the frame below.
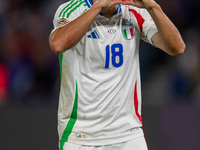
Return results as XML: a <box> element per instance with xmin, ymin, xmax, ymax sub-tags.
<box><xmin>151</xmin><ymin>32</ymin><xmax>166</xmax><ymax>52</ymax></box>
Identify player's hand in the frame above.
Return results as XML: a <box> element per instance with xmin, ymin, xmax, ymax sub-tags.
<box><xmin>120</xmin><ymin>0</ymin><xmax>157</xmax><ymax>10</ymax></box>
<box><xmin>94</xmin><ymin>0</ymin><xmax>123</xmax><ymax>10</ymax></box>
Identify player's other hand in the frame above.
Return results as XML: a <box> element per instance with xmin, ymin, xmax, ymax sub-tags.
<box><xmin>94</xmin><ymin>0</ymin><xmax>157</xmax><ymax>12</ymax></box>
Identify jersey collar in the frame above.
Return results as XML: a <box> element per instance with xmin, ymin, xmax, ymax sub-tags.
<box><xmin>85</xmin><ymin>0</ymin><xmax>121</xmax><ymax>16</ymax></box>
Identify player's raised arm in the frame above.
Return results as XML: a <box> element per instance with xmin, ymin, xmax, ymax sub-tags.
<box><xmin>121</xmin><ymin>0</ymin><xmax>186</xmax><ymax>56</ymax></box>
<box><xmin>49</xmin><ymin>0</ymin><xmax>122</xmax><ymax>55</ymax></box>
<box><xmin>49</xmin><ymin>3</ymin><xmax>101</xmax><ymax>55</ymax></box>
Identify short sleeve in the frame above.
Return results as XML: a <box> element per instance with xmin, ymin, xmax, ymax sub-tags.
<box><xmin>51</xmin><ymin>1</ymin><xmax>77</xmax><ymax>33</ymax></box>
<box><xmin>139</xmin><ymin>9</ymin><xmax>158</xmax><ymax>46</ymax></box>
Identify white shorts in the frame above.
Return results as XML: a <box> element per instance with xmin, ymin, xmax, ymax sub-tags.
<box><xmin>63</xmin><ymin>136</ymin><xmax>148</xmax><ymax>150</ymax></box>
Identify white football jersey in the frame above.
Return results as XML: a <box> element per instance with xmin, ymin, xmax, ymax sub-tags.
<box><xmin>52</xmin><ymin>0</ymin><xmax>158</xmax><ymax>148</ymax></box>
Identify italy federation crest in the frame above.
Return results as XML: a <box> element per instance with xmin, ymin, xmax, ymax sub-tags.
<box><xmin>122</xmin><ymin>19</ymin><xmax>135</xmax><ymax>40</ymax></box>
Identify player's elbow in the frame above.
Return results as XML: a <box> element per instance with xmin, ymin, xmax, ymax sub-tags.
<box><xmin>49</xmin><ymin>30</ymin><xmax>77</xmax><ymax>55</ymax></box>
<box><xmin>50</xmin><ymin>40</ymin><xmax>66</xmax><ymax>55</ymax></box>
<box><xmin>49</xmin><ymin>36</ymin><xmax>72</xmax><ymax>55</ymax></box>
<box><xmin>168</xmin><ymin>41</ymin><xmax>186</xmax><ymax>56</ymax></box>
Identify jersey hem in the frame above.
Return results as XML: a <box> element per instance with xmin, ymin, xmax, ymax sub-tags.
<box><xmin>66</xmin><ymin>128</ymin><xmax>144</xmax><ymax>146</ymax></box>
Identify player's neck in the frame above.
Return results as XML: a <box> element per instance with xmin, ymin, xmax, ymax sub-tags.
<box><xmin>92</xmin><ymin>0</ymin><xmax>118</xmax><ymax>18</ymax></box>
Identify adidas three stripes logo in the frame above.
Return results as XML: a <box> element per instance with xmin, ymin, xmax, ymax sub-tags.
<box><xmin>87</xmin><ymin>30</ymin><xmax>100</xmax><ymax>39</ymax></box>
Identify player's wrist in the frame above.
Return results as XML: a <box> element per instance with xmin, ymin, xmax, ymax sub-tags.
<box><xmin>88</xmin><ymin>0</ymin><xmax>104</xmax><ymax>16</ymax></box>
<box><xmin>92</xmin><ymin>0</ymin><xmax>104</xmax><ymax>10</ymax></box>
<box><xmin>145</xmin><ymin>2</ymin><xmax>159</xmax><ymax>12</ymax></box>
<box><xmin>93</xmin><ymin>0</ymin><xmax>113</xmax><ymax>11</ymax></box>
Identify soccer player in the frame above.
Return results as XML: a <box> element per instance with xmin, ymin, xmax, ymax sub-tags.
<box><xmin>49</xmin><ymin>0</ymin><xmax>185</xmax><ymax>149</ymax></box>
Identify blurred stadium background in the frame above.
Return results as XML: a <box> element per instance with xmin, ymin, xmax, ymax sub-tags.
<box><xmin>0</xmin><ymin>0</ymin><xmax>200</xmax><ymax>149</ymax></box>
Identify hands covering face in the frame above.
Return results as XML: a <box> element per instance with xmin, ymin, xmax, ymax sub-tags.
<box><xmin>96</xmin><ymin>0</ymin><xmax>156</xmax><ymax>10</ymax></box>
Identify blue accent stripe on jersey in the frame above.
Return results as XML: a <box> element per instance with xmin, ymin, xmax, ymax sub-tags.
<box><xmin>99</xmin><ymin>12</ymin><xmax>103</xmax><ymax>16</ymax></box>
<box><xmin>91</xmin><ymin>32</ymin><xmax>97</xmax><ymax>39</ymax></box>
<box><xmin>117</xmin><ymin>4</ymin><xmax>122</xmax><ymax>14</ymax></box>
<box><xmin>94</xmin><ymin>30</ymin><xmax>100</xmax><ymax>39</ymax></box>
<box><xmin>85</xmin><ymin>0</ymin><xmax>92</xmax><ymax>8</ymax></box>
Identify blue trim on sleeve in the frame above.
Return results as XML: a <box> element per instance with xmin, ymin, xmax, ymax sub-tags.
<box><xmin>84</xmin><ymin>0</ymin><xmax>121</xmax><ymax>15</ymax></box>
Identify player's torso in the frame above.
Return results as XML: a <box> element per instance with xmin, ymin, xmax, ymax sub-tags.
<box><xmin>59</xmin><ymin>1</ymin><xmax>143</xmax><ymax>145</ymax></box>
<box><xmin>74</xmin><ymin>4</ymin><xmax>141</xmax><ymax>79</ymax></box>
<box><xmin>70</xmin><ymin>5</ymin><xmax>141</xmax><ymax>108</ymax></box>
